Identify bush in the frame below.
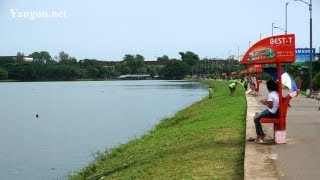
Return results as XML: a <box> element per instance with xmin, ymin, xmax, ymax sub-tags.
<box><xmin>0</xmin><ymin>68</ymin><xmax>8</xmax><ymax>80</ymax></box>
<box><xmin>312</xmin><ymin>72</ymin><xmax>320</xmax><ymax>89</ymax></box>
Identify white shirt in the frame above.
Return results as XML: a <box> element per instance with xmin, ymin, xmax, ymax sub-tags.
<box><xmin>267</xmin><ymin>91</ymin><xmax>279</xmax><ymax>114</ymax></box>
<box><xmin>252</xmin><ymin>76</ymin><xmax>257</xmax><ymax>86</ymax></box>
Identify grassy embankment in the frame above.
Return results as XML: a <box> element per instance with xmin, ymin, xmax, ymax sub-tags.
<box><xmin>69</xmin><ymin>80</ymin><xmax>247</xmax><ymax>179</ymax></box>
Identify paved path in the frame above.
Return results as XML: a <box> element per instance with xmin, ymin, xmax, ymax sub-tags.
<box><xmin>244</xmin><ymin>83</ymin><xmax>320</xmax><ymax>180</ymax></box>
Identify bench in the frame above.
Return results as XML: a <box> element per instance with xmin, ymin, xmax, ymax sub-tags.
<box><xmin>260</xmin><ymin>94</ymin><xmax>294</xmax><ymax>143</ymax></box>
<box><xmin>260</xmin><ymin>94</ymin><xmax>293</xmax><ymax>126</ymax></box>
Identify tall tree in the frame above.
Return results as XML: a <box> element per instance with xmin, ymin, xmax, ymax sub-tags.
<box><xmin>29</xmin><ymin>51</ymin><xmax>52</xmax><ymax>63</ymax></box>
<box><xmin>159</xmin><ymin>59</ymin><xmax>189</xmax><ymax>79</ymax></box>
<box><xmin>179</xmin><ymin>51</ymin><xmax>199</xmax><ymax>66</ymax></box>
<box><xmin>0</xmin><ymin>68</ymin><xmax>8</xmax><ymax>80</ymax></box>
<box><xmin>123</xmin><ymin>54</ymin><xmax>145</xmax><ymax>74</ymax></box>
<box><xmin>39</xmin><ymin>51</ymin><xmax>52</xmax><ymax>63</ymax></box>
<box><xmin>58</xmin><ymin>51</ymin><xmax>77</xmax><ymax>65</ymax></box>
<box><xmin>157</xmin><ymin>55</ymin><xmax>170</xmax><ymax>64</ymax></box>
<box><xmin>58</xmin><ymin>51</ymin><xmax>70</xmax><ymax>62</ymax></box>
<box><xmin>29</xmin><ymin>52</ymin><xmax>41</xmax><ymax>62</ymax></box>
<box><xmin>16</xmin><ymin>52</ymin><xmax>24</xmax><ymax>61</ymax></box>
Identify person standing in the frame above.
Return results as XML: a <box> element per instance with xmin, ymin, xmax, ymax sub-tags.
<box><xmin>208</xmin><ymin>86</ymin><xmax>213</xmax><ymax>99</ymax></box>
<box><xmin>249</xmin><ymin>75</ymin><xmax>257</xmax><ymax>96</ymax></box>
<box><xmin>243</xmin><ymin>76</ymin><xmax>248</xmax><ymax>91</ymax></box>
<box><xmin>253</xmin><ymin>80</ymin><xmax>279</xmax><ymax>143</ymax></box>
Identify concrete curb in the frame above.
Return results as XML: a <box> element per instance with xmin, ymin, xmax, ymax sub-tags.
<box><xmin>244</xmin><ymin>92</ymin><xmax>281</xmax><ymax>180</ymax></box>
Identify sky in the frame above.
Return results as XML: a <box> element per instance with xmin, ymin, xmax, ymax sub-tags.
<box><xmin>0</xmin><ymin>0</ymin><xmax>319</xmax><ymax>61</ymax></box>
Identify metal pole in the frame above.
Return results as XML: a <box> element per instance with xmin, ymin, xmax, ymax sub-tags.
<box><xmin>285</xmin><ymin>2</ymin><xmax>289</xmax><ymax>34</ymax></box>
<box><xmin>229</xmin><ymin>50</ymin><xmax>231</xmax><ymax>76</ymax></box>
<box><xmin>238</xmin><ymin>45</ymin><xmax>240</xmax><ymax>61</ymax></box>
<box><xmin>294</xmin><ymin>0</ymin><xmax>313</xmax><ymax>97</ymax></box>
<box><xmin>285</xmin><ymin>2</ymin><xmax>289</xmax><ymax>71</ymax></box>
<box><xmin>277</xmin><ymin>62</ymin><xmax>284</xmax><ymax>130</ymax></box>
<box><xmin>309</xmin><ymin>0</ymin><xmax>313</xmax><ymax>97</ymax></box>
<box><xmin>272</xmin><ymin>22</ymin><xmax>274</xmax><ymax>36</ymax></box>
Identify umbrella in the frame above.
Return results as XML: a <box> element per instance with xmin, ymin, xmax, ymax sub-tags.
<box><xmin>231</xmin><ymin>71</ymin><xmax>238</xmax><ymax>76</ymax></box>
<box><xmin>263</xmin><ymin>67</ymin><xmax>298</xmax><ymax>91</ymax></box>
<box><xmin>241</xmin><ymin>69</ymin><xmax>248</xmax><ymax>74</ymax></box>
<box><xmin>248</xmin><ymin>65</ymin><xmax>263</xmax><ymax>73</ymax></box>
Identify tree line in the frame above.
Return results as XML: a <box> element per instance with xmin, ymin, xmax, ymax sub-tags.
<box><xmin>0</xmin><ymin>50</ymin><xmax>319</xmax><ymax>90</ymax></box>
<box><xmin>0</xmin><ymin>51</ymin><xmax>241</xmax><ymax>81</ymax></box>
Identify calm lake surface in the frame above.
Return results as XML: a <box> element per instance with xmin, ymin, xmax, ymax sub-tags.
<box><xmin>0</xmin><ymin>80</ymin><xmax>207</xmax><ymax>180</ymax></box>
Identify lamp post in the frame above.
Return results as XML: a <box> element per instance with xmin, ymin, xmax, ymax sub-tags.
<box><xmin>285</xmin><ymin>2</ymin><xmax>289</xmax><ymax>34</ymax></box>
<box><xmin>273</xmin><ymin>25</ymin><xmax>288</xmax><ymax>71</ymax></box>
<box><xmin>294</xmin><ymin>0</ymin><xmax>312</xmax><ymax>97</ymax></box>
<box><xmin>272</xmin><ymin>22</ymin><xmax>274</xmax><ymax>36</ymax></box>
<box><xmin>273</xmin><ymin>26</ymin><xmax>286</xmax><ymax>34</ymax></box>
<box><xmin>284</xmin><ymin>2</ymin><xmax>289</xmax><ymax>71</ymax></box>
<box><xmin>229</xmin><ymin>50</ymin><xmax>231</xmax><ymax>76</ymax></box>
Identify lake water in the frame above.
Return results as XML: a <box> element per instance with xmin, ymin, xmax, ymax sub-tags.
<box><xmin>0</xmin><ymin>80</ymin><xmax>207</xmax><ymax>180</ymax></box>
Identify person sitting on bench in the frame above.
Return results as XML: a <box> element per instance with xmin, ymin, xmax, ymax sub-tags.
<box><xmin>253</xmin><ymin>80</ymin><xmax>279</xmax><ymax>143</ymax></box>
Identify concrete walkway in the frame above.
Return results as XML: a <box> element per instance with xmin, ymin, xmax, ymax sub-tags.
<box><xmin>244</xmin><ymin>83</ymin><xmax>320</xmax><ymax>180</ymax></box>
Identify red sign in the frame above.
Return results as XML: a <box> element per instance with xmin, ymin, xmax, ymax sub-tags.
<box><xmin>241</xmin><ymin>34</ymin><xmax>296</xmax><ymax>64</ymax></box>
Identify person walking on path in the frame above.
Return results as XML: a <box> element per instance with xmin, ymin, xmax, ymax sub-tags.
<box><xmin>243</xmin><ymin>76</ymin><xmax>248</xmax><ymax>91</ymax></box>
<box><xmin>253</xmin><ymin>80</ymin><xmax>279</xmax><ymax>143</ymax></box>
<box><xmin>249</xmin><ymin>75</ymin><xmax>257</xmax><ymax>96</ymax></box>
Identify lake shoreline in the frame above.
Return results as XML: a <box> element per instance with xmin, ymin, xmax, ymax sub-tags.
<box><xmin>69</xmin><ymin>80</ymin><xmax>246</xmax><ymax>179</ymax></box>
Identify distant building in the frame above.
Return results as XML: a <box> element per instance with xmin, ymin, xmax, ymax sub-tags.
<box><xmin>0</xmin><ymin>56</ymin><xmax>33</xmax><ymax>62</ymax></box>
<box><xmin>23</xmin><ymin>57</ymin><xmax>33</xmax><ymax>62</ymax></box>
<box><xmin>100</xmin><ymin>60</ymin><xmax>167</xmax><ymax>68</ymax></box>
<box><xmin>117</xmin><ymin>74</ymin><xmax>151</xmax><ymax>80</ymax></box>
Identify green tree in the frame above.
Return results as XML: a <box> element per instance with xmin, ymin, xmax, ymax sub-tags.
<box><xmin>78</xmin><ymin>59</ymin><xmax>99</xmax><ymax>68</ymax></box>
<box><xmin>312</xmin><ymin>72</ymin><xmax>320</xmax><ymax>89</ymax></box>
<box><xmin>29</xmin><ymin>51</ymin><xmax>52</xmax><ymax>63</ymax></box>
<box><xmin>123</xmin><ymin>54</ymin><xmax>145</xmax><ymax>74</ymax></box>
<box><xmin>16</xmin><ymin>52</ymin><xmax>24</xmax><ymax>61</ymax></box>
<box><xmin>0</xmin><ymin>57</ymin><xmax>16</xmax><ymax>67</ymax></box>
<box><xmin>58</xmin><ymin>51</ymin><xmax>69</xmax><ymax>61</ymax></box>
<box><xmin>87</xmin><ymin>67</ymin><xmax>99</xmax><ymax>79</ymax></box>
<box><xmin>157</xmin><ymin>55</ymin><xmax>170</xmax><ymax>64</ymax></box>
<box><xmin>159</xmin><ymin>59</ymin><xmax>189</xmax><ymax>79</ymax></box>
<box><xmin>58</xmin><ymin>51</ymin><xmax>77</xmax><ymax>65</ymax></box>
<box><xmin>179</xmin><ymin>51</ymin><xmax>200</xmax><ymax>66</ymax></box>
<box><xmin>29</xmin><ymin>52</ymin><xmax>41</xmax><ymax>62</ymax></box>
<box><xmin>97</xmin><ymin>67</ymin><xmax>112</xmax><ymax>79</ymax></box>
<box><xmin>121</xmin><ymin>66</ymin><xmax>132</xmax><ymax>74</ymax></box>
<box><xmin>0</xmin><ymin>68</ymin><xmax>8</xmax><ymax>80</ymax></box>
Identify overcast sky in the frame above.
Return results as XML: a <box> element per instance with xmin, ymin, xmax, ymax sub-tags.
<box><xmin>0</xmin><ymin>0</ymin><xmax>319</xmax><ymax>61</ymax></box>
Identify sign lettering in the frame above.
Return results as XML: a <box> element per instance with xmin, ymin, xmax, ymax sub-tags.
<box><xmin>241</xmin><ymin>34</ymin><xmax>295</xmax><ymax>65</ymax></box>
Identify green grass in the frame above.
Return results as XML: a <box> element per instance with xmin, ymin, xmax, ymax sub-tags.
<box><xmin>69</xmin><ymin>80</ymin><xmax>247</xmax><ymax>180</ymax></box>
